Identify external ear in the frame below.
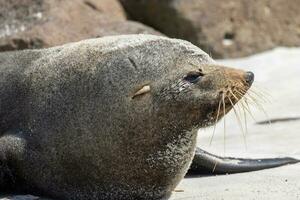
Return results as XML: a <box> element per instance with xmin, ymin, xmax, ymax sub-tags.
<box><xmin>132</xmin><ymin>85</ymin><xmax>151</xmax><ymax>99</ymax></box>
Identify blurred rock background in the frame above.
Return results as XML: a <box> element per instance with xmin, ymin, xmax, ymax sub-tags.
<box><xmin>1</xmin><ymin>0</ymin><xmax>299</xmax><ymax>58</ymax></box>
<box><xmin>120</xmin><ymin>0</ymin><xmax>300</xmax><ymax>58</ymax></box>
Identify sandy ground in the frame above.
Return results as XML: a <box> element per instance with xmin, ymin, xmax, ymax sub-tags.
<box><xmin>2</xmin><ymin>47</ymin><xmax>300</xmax><ymax>199</ymax></box>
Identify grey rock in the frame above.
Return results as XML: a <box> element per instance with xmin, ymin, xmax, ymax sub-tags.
<box><xmin>120</xmin><ymin>0</ymin><xmax>300</xmax><ymax>58</ymax></box>
<box><xmin>0</xmin><ymin>0</ymin><xmax>128</xmax><ymax>51</ymax></box>
<box><xmin>94</xmin><ymin>21</ymin><xmax>164</xmax><ymax>37</ymax></box>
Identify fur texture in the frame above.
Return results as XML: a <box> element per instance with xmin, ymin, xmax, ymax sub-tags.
<box><xmin>0</xmin><ymin>35</ymin><xmax>250</xmax><ymax>199</ymax></box>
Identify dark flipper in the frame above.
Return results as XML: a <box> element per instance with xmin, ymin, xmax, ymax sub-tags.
<box><xmin>188</xmin><ymin>147</ymin><xmax>300</xmax><ymax>175</ymax></box>
<box><xmin>0</xmin><ymin>132</ymin><xmax>22</xmax><ymax>192</ymax></box>
<box><xmin>0</xmin><ymin>151</ymin><xmax>15</xmax><ymax>191</ymax></box>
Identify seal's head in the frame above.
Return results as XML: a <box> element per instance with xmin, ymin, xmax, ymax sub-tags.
<box><xmin>119</xmin><ymin>36</ymin><xmax>255</xmax><ymax>198</ymax></box>
<box><xmin>131</xmin><ymin>57</ymin><xmax>254</xmax><ymax>131</ymax></box>
<box><xmin>156</xmin><ymin>64</ymin><xmax>254</xmax><ymax>128</ymax></box>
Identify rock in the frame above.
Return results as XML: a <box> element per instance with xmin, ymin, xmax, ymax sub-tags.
<box><xmin>93</xmin><ymin>21</ymin><xmax>164</xmax><ymax>37</ymax></box>
<box><xmin>120</xmin><ymin>0</ymin><xmax>300</xmax><ymax>58</ymax></box>
<box><xmin>0</xmin><ymin>0</ymin><xmax>164</xmax><ymax>52</ymax></box>
<box><xmin>0</xmin><ymin>0</ymin><xmax>162</xmax><ymax>51</ymax></box>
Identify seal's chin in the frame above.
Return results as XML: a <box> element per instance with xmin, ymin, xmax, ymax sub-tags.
<box><xmin>204</xmin><ymin>104</ymin><xmax>234</xmax><ymax>127</ymax></box>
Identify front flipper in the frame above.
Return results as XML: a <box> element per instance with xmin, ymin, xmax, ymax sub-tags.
<box><xmin>0</xmin><ymin>145</ymin><xmax>15</xmax><ymax>191</ymax></box>
<box><xmin>0</xmin><ymin>130</ymin><xmax>25</xmax><ymax>192</ymax></box>
<box><xmin>0</xmin><ymin>159</ymin><xmax>14</xmax><ymax>191</ymax></box>
<box><xmin>188</xmin><ymin>147</ymin><xmax>299</xmax><ymax>175</ymax></box>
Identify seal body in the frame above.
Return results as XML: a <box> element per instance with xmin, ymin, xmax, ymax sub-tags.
<box><xmin>0</xmin><ymin>35</ymin><xmax>261</xmax><ymax>199</ymax></box>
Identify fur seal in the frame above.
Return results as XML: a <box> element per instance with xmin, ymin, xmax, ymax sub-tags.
<box><xmin>0</xmin><ymin>35</ymin><xmax>298</xmax><ymax>200</ymax></box>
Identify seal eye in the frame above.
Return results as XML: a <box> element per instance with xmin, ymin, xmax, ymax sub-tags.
<box><xmin>183</xmin><ymin>71</ymin><xmax>202</xmax><ymax>83</ymax></box>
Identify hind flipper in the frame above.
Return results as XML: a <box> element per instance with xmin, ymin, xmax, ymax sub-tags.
<box><xmin>188</xmin><ymin>147</ymin><xmax>299</xmax><ymax>175</ymax></box>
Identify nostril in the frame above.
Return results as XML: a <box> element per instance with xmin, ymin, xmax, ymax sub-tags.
<box><xmin>245</xmin><ymin>71</ymin><xmax>254</xmax><ymax>85</ymax></box>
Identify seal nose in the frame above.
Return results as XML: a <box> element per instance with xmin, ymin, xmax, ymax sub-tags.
<box><xmin>245</xmin><ymin>71</ymin><xmax>254</xmax><ymax>85</ymax></box>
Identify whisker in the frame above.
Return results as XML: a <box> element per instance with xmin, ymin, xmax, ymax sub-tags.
<box><xmin>247</xmin><ymin>89</ymin><xmax>270</xmax><ymax>103</ymax></box>
<box><xmin>229</xmin><ymin>90</ymin><xmax>250</xmax><ymax>137</ymax></box>
<box><xmin>209</xmin><ymin>99</ymin><xmax>222</xmax><ymax>146</ymax></box>
<box><xmin>244</xmin><ymin>92</ymin><xmax>265</xmax><ymax>108</ymax></box>
<box><xmin>212</xmin><ymin>94</ymin><xmax>224</xmax><ymax>173</ymax></box>
<box><xmin>251</xmin><ymin>85</ymin><xmax>271</xmax><ymax>96</ymax></box>
<box><xmin>234</xmin><ymin>90</ymin><xmax>257</xmax><ymax>121</ymax></box>
<box><xmin>222</xmin><ymin>93</ymin><xmax>226</xmax><ymax>156</ymax></box>
<box><xmin>241</xmin><ymin>90</ymin><xmax>272</xmax><ymax>125</ymax></box>
<box><xmin>242</xmin><ymin>97</ymin><xmax>257</xmax><ymax>122</ymax></box>
<box><xmin>241</xmin><ymin>101</ymin><xmax>248</xmax><ymax>137</ymax></box>
<box><xmin>239</xmin><ymin>88</ymin><xmax>266</xmax><ymax>104</ymax></box>
<box><xmin>227</xmin><ymin>95</ymin><xmax>247</xmax><ymax>150</ymax></box>
<box><xmin>249</xmin><ymin>86</ymin><xmax>271</xmax><ymax>98</ymax></box>
<box><xmin>229</xmin><ymin>90</ymin><xmax>246</xmax><ymax>121</ymax></box>
<box><xmin>240</xmin><ymin>93</ymin><xmax>267</xmax><ymax>112</ymax></box>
